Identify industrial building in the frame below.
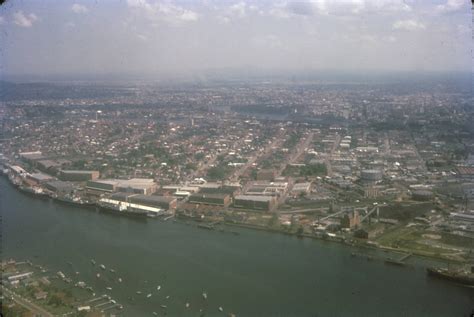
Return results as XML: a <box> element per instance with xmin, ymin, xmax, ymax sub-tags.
<box><xmin>25</xmin><ymin>172</ymin><xmax>55</xmax><ymax>186</ymax></box>
<box><xmin>19</xmin><ymin>151</ymin><xmax>45</xmax><ymax>163</ymax></box>
<box><xmin>129</xmin><ymin>194</ymin><xmax>177</xmax><ymax>210</ymax></box>
<box><xmin>59</xmin><ymin>170</ymin><xmax>100</xmax><ymax>181</ymax></box>
<box><xmin>340</xmin><ymin>210</ymin><xmax>361</xmax><ymax>229</ymax></box>
<box><xmin>233</xmin><ymin>195</ymin><xmax>277</xmax><ymax>211</ymax></box>
<box><xmin>86</xmin><ymin>178</ymin><xmax>157</xmax><ymax>195</ymax></box>
<box><xmin>291</xmin><ymin>182</ymin><xmax>312</xmax><ymax>195</ymax></box>
<box><xmin>246</xmin><ymin>182</ymin><xmax>288</xmax><ymax>197</ymax></box>
<box><xmin>44</xmin><ymin>180</ymin><xmax>74</xmax><ymax>195</ymax></box>
<box><xmin>188</xmin><ymin>193</ymin><xmax>231</xmax><ymax>207</ymax></box>
<box><xmin>37</xmin><ymin>159</ymin><xmax>71</xmax><ymax>174</ymax></box>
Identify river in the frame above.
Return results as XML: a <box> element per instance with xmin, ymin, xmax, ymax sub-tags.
<box><xmin>1</xmin><ymin>176</ymin><xmax>472</xmax><ymax>317</ymax></box>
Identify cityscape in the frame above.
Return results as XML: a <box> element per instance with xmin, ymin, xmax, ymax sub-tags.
<box><xmin>1</xmin><ymin>0</ymin><xmax>473</xmax><ymax>317</ymax></box>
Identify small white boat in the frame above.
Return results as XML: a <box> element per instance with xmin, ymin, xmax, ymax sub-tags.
<box><xmin>75</xmin><ymin>271</ymin><xmax>80</xmax><ymax>275</ymax></box>
<box><xmin>157</xmin><ymin>285</ymin><xmax>161</xmax><ymax>290</ymax></box>
<box><xmin>110</xmin><ymin>269</ymin><xmax>115</xmax><ymax>273</ymax></box>
<box><xmin>218</xmin><ymin>306</ymin><xmax>223</xmax><ymax>312</ymax></box>
<box><xmin>185</xmin><ymin>302</ymin><xmax>190</xmax><ymax>308</ymax></box>
<box><xmin>165</xmin><ymin>295</ymin><xmax>170</xmax><ymax>299</ymax></box>
<box><xmin>153</xmin><ymin>312</ymin><xmax>158</xmax><ymax>316</ymax></box>
<box><xmin>118</xmin><ymin>278</ymin><xmax>122</xmax><ymax>283</ymax></box>
<box><xmin>91</xmin><ymin>259</ymin><xmax>96</xmax><ymax>265</ymax></box>
<box><xmin>202</xmin><ymin>292</ymin><xmax>207</xmax><ymax>300</ymax></box>
<box><xmin>96</xmin><ymin>273</ymin><xmax>101</xmax><ymax>278</ymax></box>
<box><xmin>147</xmin><ymin>293</ymin><xmax>152</xmax><ymax>298</ymax></box>
<box><xmin>99</xmin><ymin>264</ymin><xmax>106</xmax><ymax>270</ymax></box>
<box><xmin>106</xmin><ymin>287</ymin><xmax>112</xmax><ymax>290</ymax></box>
<box><xmin>136</xmin><ymin>291</ymin><xmax>142</xmax><ymax>295</ymax></box>
<box><xmin>160</xmin><ymin>305</ymin><xmax>167</xmax><ymax>309</ymax></box>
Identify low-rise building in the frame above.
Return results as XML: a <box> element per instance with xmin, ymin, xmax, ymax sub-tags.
<box><xmin>188</xmin><ymin>193</ymin><xmax>231</xmax><ymax>207</ymax></box>
<box><xmin>233</xmin><ymin>195</ymin><xmax>277</xmax><ymax>211</ymax></box>
<box><xmin>59</xmin><ymin>170</ymin><xmax>99</xmax><ymax>181</ymax></box>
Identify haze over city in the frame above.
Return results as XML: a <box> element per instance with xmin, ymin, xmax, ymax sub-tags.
<box><xmin>0</xmin><ymin>0</ymin><xmax>472</xmax><ymax>80</ymax></box>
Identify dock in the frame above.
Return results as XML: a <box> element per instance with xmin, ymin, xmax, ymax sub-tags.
<box><xmin>398</xmin><ymin>253</ymin><xmax>412</xmax><ymax>262</ymax></box>
<box><xmin>86</xmin><ymin>295</ymin><xmax>108</xmax><ymax>304</ymax></box>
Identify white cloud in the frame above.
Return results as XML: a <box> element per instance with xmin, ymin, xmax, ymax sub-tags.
<box><xmin>72</xmin><ymin>4</ymin><xmax>89</xmax><ymax>14</ymax></box>
<box><xmin>268</xmin><ymin>0</ymin><xmax>411</xmax><ymax>18</ymax></box>
<box><xmin>229</xmin><ymin>2</ymin><xmax>247</xmax><ymax>18</ymax></box>
<box><xmin>0</xmin><ymin>16</ymin><xmax>6</xmax><ymax>25</ymax></box>
<box><xmin>435</xmin><ymin>0</ymin><xmax>467</xmax><ymax>14</ymax></box>
<box><xmin>393</xmin><ymin>19</ymin><xmax>425</xmax><ymax>31</ymax></box>
<box><xmin>13</xmin><ymin>11</ymin><xmax>38</xmax><ymax>28</ymax></box>
<box><xmin>127</xmin><ymin>0</ymin><xmax>199</xmax><ymax>26</ymax></box>
<box><xmin>215</xmin><ymin>1</ymin><xmax>258</xmax><ymax>23</ymax></box>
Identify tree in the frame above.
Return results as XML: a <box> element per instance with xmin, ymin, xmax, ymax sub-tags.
<box><xmin>48</xmin><ymin>294</ymin><xmax>63</xmax><ymax>307</ymax></box>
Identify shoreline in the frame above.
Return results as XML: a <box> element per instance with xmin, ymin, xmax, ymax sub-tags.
<box><xmin>2</xmin><ymin>173</ymin><xmax>465</xmax><ymax>266</ymax></box>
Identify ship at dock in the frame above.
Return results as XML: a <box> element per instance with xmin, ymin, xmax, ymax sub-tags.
<box><xmin>427</xmin><ymin>266</ymin><xmax>474</xmax><ymax>286</ymax></box>
<box><xmin>98</xmin><ymin>197</ymin><xmax>165</xmax><ymax>218</ymax></box>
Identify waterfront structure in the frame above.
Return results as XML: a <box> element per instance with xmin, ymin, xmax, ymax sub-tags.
<box><xmin>340</xmin><ymin>210</ymin><xmax>360</xmax><ymax>229</ymax></box>
<box><xmin>233</xmin><ymin>195</ymin><xmax>277</xmax><ymax>211</ymax></box>
<box><xmin>44</xmin><ymin>180</ymin><xmax>74</xmax><ymax>194</ymax></box>
<box><xmin>110</xmin><ymin>193</ymin><xmax>177</xmax><ymax>210</ymax></box>
<box><xmin>59</xmin><ymin>170</ymin><xmax>99</xmax><ymax>181</ymax></box>
<box><xmin>188</xmin><ymin>193</ymin><xmax>231</xmax><ymax>207</ymax></box>
<box><xmin>25</xmin><ymin>173</ymin><xmax>54</xmax><ymax>186</ymax></box>
<box><xmin>86</xmin><ymin>178</ymin><xmax>157</xmax><ymax>195</ymax></box>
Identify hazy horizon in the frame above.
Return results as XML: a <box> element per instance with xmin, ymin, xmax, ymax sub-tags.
<box><xmin>0</xmin><ymin>0</ymin><xmax>472</xmax><ymax>81</ymax></box>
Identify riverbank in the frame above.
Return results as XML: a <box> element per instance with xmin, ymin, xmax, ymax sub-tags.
<box><xmin>2</xmin><ymin>172</ymin><xmax>467</xmax><ymax>266</ymax></box>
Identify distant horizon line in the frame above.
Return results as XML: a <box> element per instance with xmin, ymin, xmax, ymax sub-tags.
<box><xmin>1</xmin><ymin>69</ymin><xmax>472</xmax><ymax>84</ymax></box>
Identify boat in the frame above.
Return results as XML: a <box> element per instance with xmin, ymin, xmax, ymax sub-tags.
<box><xmin>427</xmin><ymin>267</ymin><xmax>474</xmax><ymax>286</ymax></box>
<box><xmin>157</xmin><ymin>285</ymin><xmax>161</xmax><ymax>290</ymax></box>
<box><xmin>147</xmin><ymin>293</ymin><xmax>152</xmax><ymax>298</ymax></box>
<box><xmin>106</xmin><ymin>287</ymin><xmax>112</xmax><ymax>290</ymax></box>
<box><xmin>202</xmin><ymin>292</ymin><xmax>207</xmax><ymax>300</ymax></box>
<box><xmin>91</xmin><ymin>259</ymin><xmax>96</xmax><ymax>265</ymax></box>
<box><xmin>153</xmin><ymin>312</ymin><xmax>158</xmax><ymax>316</ymax></box>
<box><xmin>75</xmin><ymin>271</ymin><xmax>80</xmax><ymax>275</ymax></box>
<box><xmin>136</xmin><ymin>291</ymin><xmax>142</xmax><ymax>295</ymax></box>
<box><xmin>165</xmin><ymin>295</ymin><xmax>170</xmax><ymax>299</ymax></box>
<box><xmin>110</xmin><ymin>269</ymin><xmax>115</xmax><ymax>273</ymax></box>
<box><xmin>160</xmin><ymin>305</ymin><xmax>167</xmax><ymax>309</ymax></box>
<box><xmin>185</xmin><ymin>302</ymin><xmax>190</xmax><ymax>308</ymax></box>
<box><xmin>218</xmin><ymin>306</ymin><xmax>223</xmax><ymax>312</ymax></box>
<box><xmin>99</xmin><ymin>264</ymin><xmax>106</xmax><ymax>270</ymax></box>
<box><xmin>96</xmin><ymin>273</ymin><xmax>101</xmax><ymax>278</ymax></box>
<box><xmin>118</xmin><ymin>278</ymin><xmax>122</xmax><ymax>283</ymax></box>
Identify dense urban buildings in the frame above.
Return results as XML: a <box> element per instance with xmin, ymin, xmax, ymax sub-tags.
<box><xmin>1</xmin><ymin>77</ymin><xmax>473</xmax><ymax>268</ymax></box>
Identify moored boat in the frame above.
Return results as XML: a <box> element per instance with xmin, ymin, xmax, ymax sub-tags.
<box><xmin>427</xmin><ymin>267</ymin><xmax>474</xmax><ymax>286</ymax></box>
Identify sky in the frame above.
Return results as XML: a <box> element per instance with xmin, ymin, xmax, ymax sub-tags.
<box><xmin>0</xmin><ymin>0</ymin><xmax>472</xmax><ymax>80</ymax></box>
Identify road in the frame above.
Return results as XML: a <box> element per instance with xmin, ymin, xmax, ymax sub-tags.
<box><xmin>277</xmin><ymin>131</ymin><xmax>314</xmax><ymax>175</ymax></box>
<box><xmin>230</xmin><ymin>129</ymin><xmax>286</xmax><ymax>182</ymax></box>
<box><xmin>2</xmin><ymin>285</ymin><xmax>54</xmax><ymax>317</ymax></box>
<box><xmin>324</xmin><ymin>133</ymin><xmax>341</xmax><ymax>177</ymax></box>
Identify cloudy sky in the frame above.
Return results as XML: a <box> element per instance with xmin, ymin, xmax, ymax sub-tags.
<box><xmin>0</xmin><ymin>0</ymin><xmax>471</xmax><ymax>79</ymax></box>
